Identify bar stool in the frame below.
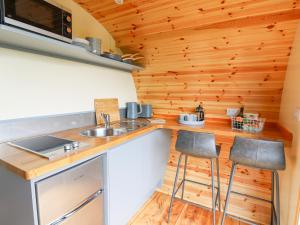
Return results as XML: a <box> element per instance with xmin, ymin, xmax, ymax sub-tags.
<box><xmin>221</xmin><ymin>136</ymin><xmax>286</xmax><ymax>225</ymax></box>
<box><xmin>168</xmin><ymin>130</ymin><xmax>221</xmax><ymax>225</ymax></box>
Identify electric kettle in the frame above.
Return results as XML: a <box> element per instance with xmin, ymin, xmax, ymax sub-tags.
<box><xmin>126</xmin><ymin>102</ymin><xmax>143</xmax><ymax>119</ymax></box>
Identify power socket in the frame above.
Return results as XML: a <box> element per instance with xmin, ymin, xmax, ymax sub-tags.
<box><xmin>294</xmin><ymin>108</ymin><xmax>300</xmax><ymax>122</ymax></box>
<box><xmin>227</xmin><ymin>108</ymin><xmax>239</xmax><ymax>117</ymax></box>
<box><xmin>115</xmin><ymin>0</ymin><xmax>124</xmax><ymax>4</ymax></box>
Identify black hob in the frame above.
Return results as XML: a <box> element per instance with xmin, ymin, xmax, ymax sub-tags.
<box><xmin>8</xmin><ymin>135</ymin><xmax>88</xmax><ymax>159</ymax></box>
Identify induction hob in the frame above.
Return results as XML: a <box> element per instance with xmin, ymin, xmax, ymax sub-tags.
<box><xmin>8</xmin><ymin>135</ymin><xmax>89</xmax><ymax>159</ymax></box>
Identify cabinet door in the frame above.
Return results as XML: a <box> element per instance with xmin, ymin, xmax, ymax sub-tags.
<box><xmin>107</xmin><ymin>129</ymin><xmax>171</xmax><ymax>225</ymax></box>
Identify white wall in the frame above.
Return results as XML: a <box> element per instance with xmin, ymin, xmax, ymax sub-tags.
<box><xmin>279</xmin><ymin>22</ymin><xmax>300</xmax><ymax>225</ymax></box>
<box><xmin>0</xmin><ymin>1</ymin><xmax>137</xmax><ymax>120</ymax></box>
<box><xmin>0</xmin><ymin>48</ymin><xmax>137</xmax><ymax>120</ymax></box>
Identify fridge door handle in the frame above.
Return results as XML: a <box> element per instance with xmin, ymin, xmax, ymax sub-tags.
<box><xmin>50</xmin><ymin>189</ymin><xmax>103</xmax><ymax>225</ymax></box>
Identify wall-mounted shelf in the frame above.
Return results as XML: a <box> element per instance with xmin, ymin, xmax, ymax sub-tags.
<box><xmin>0</xmin><ymin>25</ymin><xmax>143</xmax><ymax>72</ymax></box>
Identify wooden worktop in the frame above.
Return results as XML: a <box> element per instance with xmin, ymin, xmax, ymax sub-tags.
<box><xmin>0</xmin><ymin>119</ymin><xmax>291</xmax><ymax>181</ymax></box>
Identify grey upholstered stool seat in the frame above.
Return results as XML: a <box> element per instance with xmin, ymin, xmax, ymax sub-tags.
<box><xmin>175</xmin><ymin>131</ymin><xmax>221</xmax><ymax>158</ymax></box>
<box><xmin>230</xmin><ymin>136</ymin><xmax>285</xmax><ymax>170</ymax></box>
<box><xmin>168</xmin><ymin>130</ymin><xmax>221</xmax><ymax>225</ymax></box>
<box><xmin>221</xmin><ymin>136</ymin><xmax>286</xmax><ymax>225</ymax></box>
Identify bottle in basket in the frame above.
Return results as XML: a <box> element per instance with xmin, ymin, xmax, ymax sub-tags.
<box><xmin>234</xmin><ymin>107</ymin><xmax>244</xmax><ymax>129</ymax></box>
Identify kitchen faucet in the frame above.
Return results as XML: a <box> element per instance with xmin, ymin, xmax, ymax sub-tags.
<box><xmin>100</xmin><ymin>113</ymin><xmax>111</xmax><ymax>129</ymax></box>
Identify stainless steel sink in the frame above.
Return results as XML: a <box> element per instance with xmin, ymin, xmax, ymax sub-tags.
<box><xmin>80</xmin><ymin>119</ymin><xmax>150</xmax><ymax>138</ymax></box>
<box><xmin>80</xmin><ymin>127</ymin><xmax>128</xmax><ymax>137</ymax></box>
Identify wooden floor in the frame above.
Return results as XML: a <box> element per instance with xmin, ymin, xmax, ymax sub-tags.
<box><xmin>128</xmin><ymin>192</ymin><xmax>250</xmax><ymax>225</ymax></box>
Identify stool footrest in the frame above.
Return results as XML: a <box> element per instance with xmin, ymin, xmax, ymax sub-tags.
<box><xmin>185</xmin><ymin>178</ymin><xmax>220</xmax><ymax>190</ymax></box>
<box><xmin>225</xmin><ymin>213</ymin><xmax>260</xmax><ymax>225</ymax></box>
<box><xmin>172</xmin><ymin>196</ymin><xmax>218</xmax><ymax>213</ymax></box>
<box><xmin>173</xmin><ymin>178</ymin><xmax>220</xmax><ymax>209</ymax></box>
<box><xmin>230</xmin><ymin>190</ymin><xmax>272</xmax><ymax>203</ymax></box>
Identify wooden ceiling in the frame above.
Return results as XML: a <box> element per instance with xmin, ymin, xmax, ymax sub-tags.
<box><xmin>74</xmin><ymin>0</ymin><xmax>300</xmax><ymax>121</ymax></box>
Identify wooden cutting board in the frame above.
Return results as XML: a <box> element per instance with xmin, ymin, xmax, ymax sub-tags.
<box><xmin>94</xmin><ymin>98</ymin><xmax>120</xmax><ymax>125</ymax></box>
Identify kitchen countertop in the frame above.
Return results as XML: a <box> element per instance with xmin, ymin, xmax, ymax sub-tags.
<box><xmin>0</xmin><ymin>119</ymin><xmax>292</xmax><ymax>180</ymax></box>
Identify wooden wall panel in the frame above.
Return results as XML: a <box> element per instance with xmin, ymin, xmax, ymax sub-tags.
<box><xmin>70</xmin><ymin>2</ymin><xmax>299</xmax><ymax>223</ymax></box>
<box><xmin>74</xmin><ymin>0</ymin><xmax>300</xmax><ymax>122</ymax></box>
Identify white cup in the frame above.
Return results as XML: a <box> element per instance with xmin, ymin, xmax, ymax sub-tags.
<box><xmin>179</xmin><ymin>114</ymin><xmax>187</xmax><ymax>121</ymax></box>
<box><xmin>187</xmin><ymin>114</ymin><xmax>196</xmax><ymax>121</ymax></box>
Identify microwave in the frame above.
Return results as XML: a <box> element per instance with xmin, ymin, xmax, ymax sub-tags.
<box><xmin>0</xmin><ymin>0</ymin><xmax>72</xmax><ymax>43</ymax></box>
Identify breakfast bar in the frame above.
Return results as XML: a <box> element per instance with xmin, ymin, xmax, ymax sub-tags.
<box><xmin>0</xmin><ymin>119</ymin><xmax>291</xmax><ymax>225</ymax></box>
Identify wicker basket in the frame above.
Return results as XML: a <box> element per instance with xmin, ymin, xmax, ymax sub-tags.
<box><xmin>231</xmin><ymin>117</ymin><xmax>265</xmax><ymax>133</ymax></box>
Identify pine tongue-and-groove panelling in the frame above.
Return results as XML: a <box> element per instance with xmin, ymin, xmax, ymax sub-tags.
<box><xmin>75</xmin><ymin>0</ymin><xmax>300</xmax><ymax>122</ymax></box>
<box><xmin>73</xmin><ymin>1</ymin><xmax>300</xmax><ymax>224</ymax></box>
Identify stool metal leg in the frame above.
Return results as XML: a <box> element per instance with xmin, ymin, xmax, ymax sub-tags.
<box><xmin>221</xmin><ymin>162</ymin><xmax>237</xmax><ymax>225</ymax></box>
<box><xmin>181</xmin><ymin>155</ymin><xmax>188</xmax><ymax>200</ymax></box>
<box><xmin>168</xmin><ymin>153</ymin><xmax>183</xmax><ymax>223</ymax></box>
<box><xmin>211</xmin><ymin>159</ymin><xmax>216</xmax><ymax>225</ymax></box>
<box><xmin>216</xmin><ymin>158</ymin><xmax>221</xmax><ymax>212</ymax></box>
<box><xmin>275</xmin><ymin>171</ymin><xmax>280</xmax><ymax>225</ymax></box>
<box><xmin>271</xmin><ymin>171</ymin><xmax>275</xmax><ymax>225</ymax></box>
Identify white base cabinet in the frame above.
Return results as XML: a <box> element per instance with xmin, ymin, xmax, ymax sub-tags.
<box><xmin>0</xmin><ymin>129</ymin><xmax>171</xmax><ymax>225</ymax></box>
<box><xmin>106</xmin><ymin>129</ymin><xmax>172</xmax><ymax>225</ymax></box>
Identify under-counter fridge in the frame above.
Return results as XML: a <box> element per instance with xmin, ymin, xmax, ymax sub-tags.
<box><xmin>35</xmin><ymin>156</ymin><xmax>104</xmax><ymax>225</ymax></box>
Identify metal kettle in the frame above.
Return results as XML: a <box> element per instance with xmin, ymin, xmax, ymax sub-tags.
<box><xmin>195</xmin><ymin>105</ymin><xmax>205</xmax><ymax>121</ymax></box>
